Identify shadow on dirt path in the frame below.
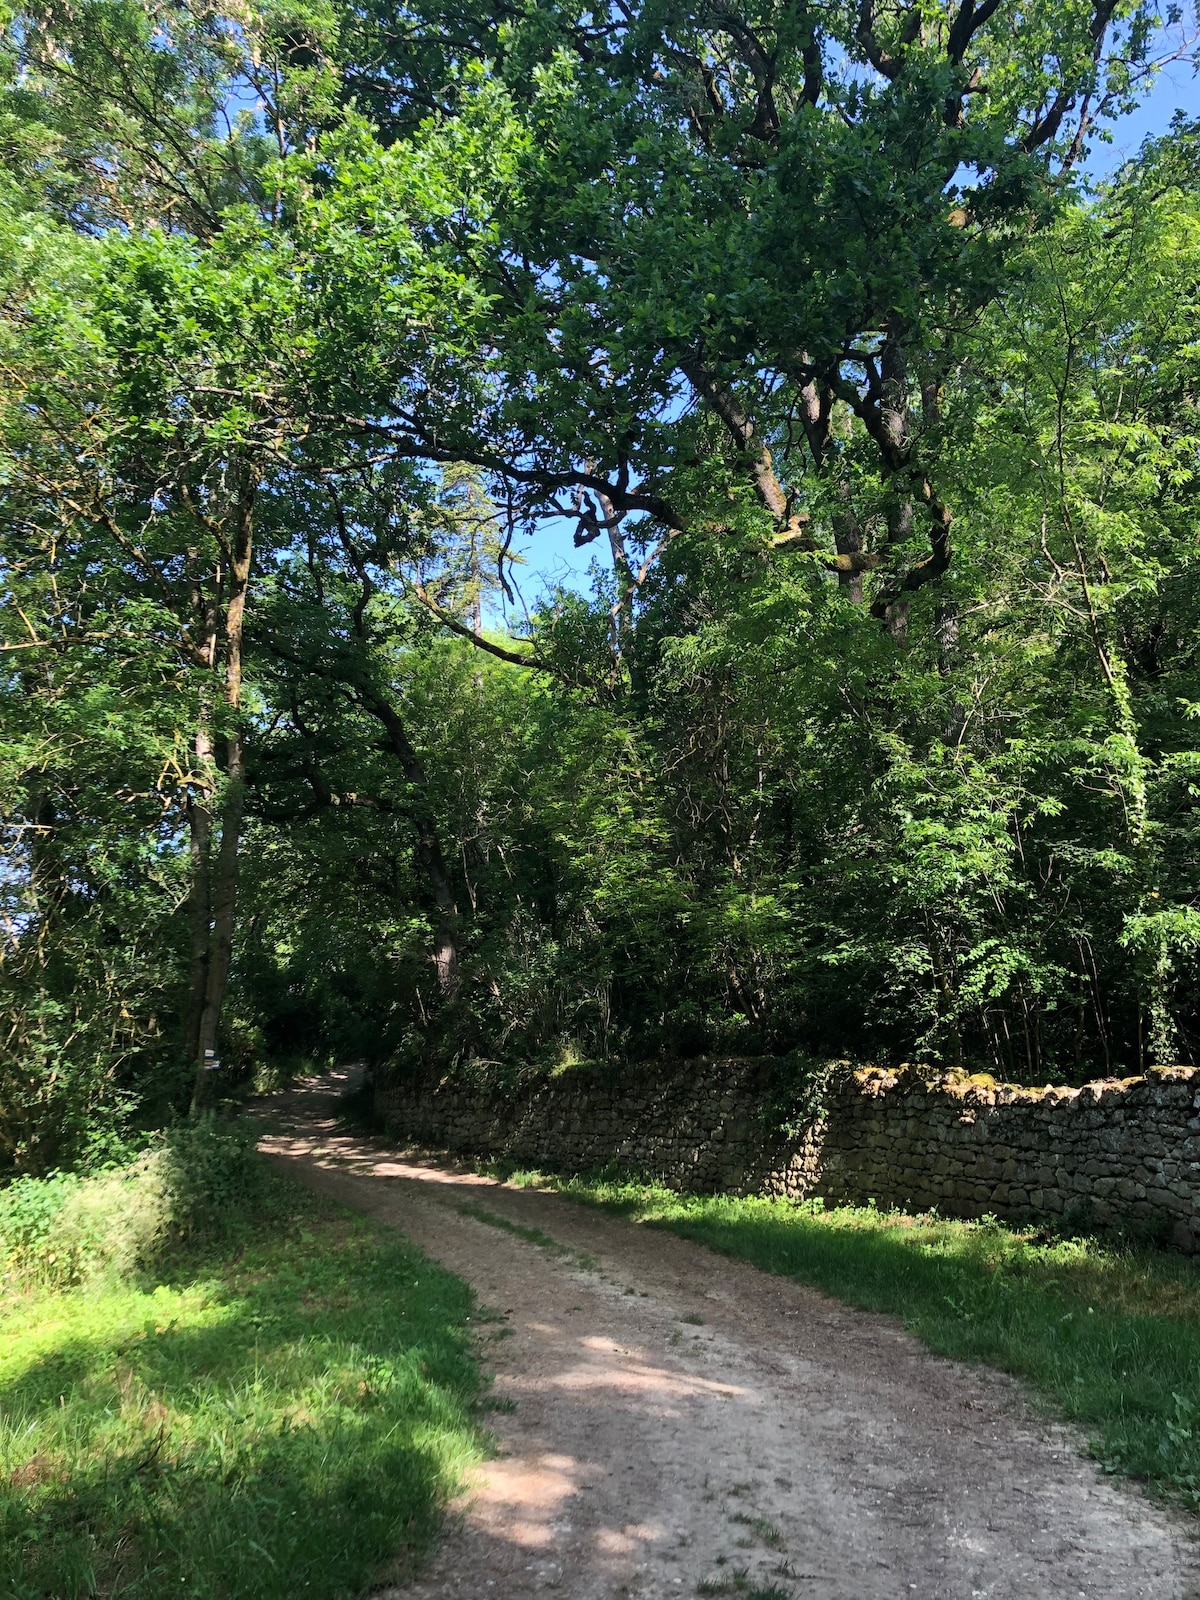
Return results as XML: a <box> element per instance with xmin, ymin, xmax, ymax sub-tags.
<box><xmin>253</xmin><ymin>1069</ymin><xmax>1198</xmax><ymax>1600</ymax></box>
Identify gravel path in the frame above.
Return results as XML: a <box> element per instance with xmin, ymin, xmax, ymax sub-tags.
<box><xmin>256</xmin><ymin>1070</ymin><xmax>1198</xmax><ymax>1600</ymax></box>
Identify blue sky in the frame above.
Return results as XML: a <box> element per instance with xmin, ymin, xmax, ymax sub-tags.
<box><xmin>513</xmin><ymin>50</ymin><xmax>1200</xmax><ymax>603</ymax></box>
<box><xmin>1084</xmin><ymin>51</ymin><xmax>1200</xmax><ymax>173</ymax></box>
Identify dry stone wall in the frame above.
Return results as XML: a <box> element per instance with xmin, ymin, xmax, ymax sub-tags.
<box><xmin>375</xmin><ymin>1058</ymin><xmax>823</xmax><ymax>1197</ymax></box>
<box><xmin>821</xmin><ymin>1065</ymin><xmax>1200</xmax><ymax>1251</ymax></box>
<box><xmin>374</xmin><ymin>1058</ymin><xmax>1200</xmax><ymax>1250</ymax></box>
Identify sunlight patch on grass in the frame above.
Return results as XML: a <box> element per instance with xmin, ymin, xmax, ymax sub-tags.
<box><xmin>0</xmin><ymin>1175</ymin><xmax>484</xmax><ymax>1599</ymax></box>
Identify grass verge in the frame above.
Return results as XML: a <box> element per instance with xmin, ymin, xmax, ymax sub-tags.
<box><xmin>504</xmin><ymin>1170</ymin><xmax>1200</xmax><ymax>1511</ymax></box>
<box><xmin>1</xmin><ymin>1148</ymin><xmax>483</xmax><ymax>1599</ymax></box>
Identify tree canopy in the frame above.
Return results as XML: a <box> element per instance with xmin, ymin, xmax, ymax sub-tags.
<box><xmin>1</xmin><ymin>0</ymin><xmax>1198</xmax><ymax>1171</ymax></box>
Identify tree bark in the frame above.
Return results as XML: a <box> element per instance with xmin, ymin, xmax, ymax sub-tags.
<box><xmin>682</xmin><ymin>357</ymin><xmax>793</xmax><ymax>525</ymax></box>
<box><xmin>190</xmin><ymin>728</ymin><xmax>246</xmax><ymax>1108</ymax></box>
<box><xmin>832</xmin><ymin>483</ymin><xmax>865</xmax><ymax>604</ymax></box>
<box><xmin>596</xmin><ymin>483</ymin><xmax>636</xmax><ymax>663</ymax></box>
<box><xmin>183</xmin><ymin>721</ymin><xmax>214</xmax><ymax>1067</ymax></box>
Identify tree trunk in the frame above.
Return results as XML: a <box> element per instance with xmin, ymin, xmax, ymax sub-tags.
<box><xmin>190</xmin><ymin>725</ymin><xmax>246</xmax><ymax>1108</ymax></box>
<box><xmin>183</xmin><ymin>722</ymin><xmax>214</xmax><ymax>1067</ymax></box>
<box><xmin>597</xmin><ymin>485</ymin><xmax>635</xmax><ymax>665</ymax></box>
<box><xmin>183</xmin><ymin>552</ymin><xmax>220</xmax><ymax>1066</ymax></box>
<box><xmin>189</xmin><ymin>470</ymin><xmax>255</xmax><ymax>1114</ymax></box>
<box><xmin>415</xmin><ymin>820</ymin><xmax>462</xmax><ymax>1001</ymax></box>
<box><xmin>832</xmin><ymin>483</ymin><xmax>865</xmax><ymax>604</ymax></box>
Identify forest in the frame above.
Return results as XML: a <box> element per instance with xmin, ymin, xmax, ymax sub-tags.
<box><xmin>2</xmin><ymin>0</ymin><xmax>1199</xmax><ymax>1178</ymax></box>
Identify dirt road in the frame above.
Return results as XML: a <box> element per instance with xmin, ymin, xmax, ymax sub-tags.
<box><xmin>257</xmin><ymin>1071</ymin><xmax>1198</xmax><ymax>1600</ymax></box>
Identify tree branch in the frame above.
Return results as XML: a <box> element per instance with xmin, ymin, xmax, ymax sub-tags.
<box><xmin>407</xmin><ymin>580</ymin><xmax>563</xmax><ymax>676</ymax></box>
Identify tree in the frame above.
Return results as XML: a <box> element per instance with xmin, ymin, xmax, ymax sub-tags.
<box><xmin>2</xmin><ymin>0</ymin><xmax>1197</xmax><ymax>1178</ymax></box>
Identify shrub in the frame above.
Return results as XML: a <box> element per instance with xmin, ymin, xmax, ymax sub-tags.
<box><xmin>159</xmin><ymin>1116</ymin><xmax>274</xmax><ymax>1243</ymax></box>
<box><xmin>0</xmin><ymin>1157</ymin><xmax>168</xmax><ymax>1288</ymax></box>
<box><xmin>0</xmin><ymin>1118</ymin><xmax>279</xmax><ymax>1289</ymax></box>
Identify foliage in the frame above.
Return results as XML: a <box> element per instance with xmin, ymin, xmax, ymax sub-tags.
<box><xmin>511</xmin><ymin>1170</ymin><xmax>1200</xmax><ymax>1509</ymax></box>
<box><xmin>758</xmin><ymin>1054</ymin><xmax>854</xmax><ymax>1140</ymax></box>
<box><xmin>0</xmin><ymin>1162</ymin><xmax>168</xmax><ymax>1290</ymax></box>
<box><xmin>0</xmin><ymin>0</ymin><xmax>1198</xmax><ymax>1169</ymax></box>
<box><xmin>1</xmin><ymin>1120</ymin><xmax>274</xmax><ymax>1288</ymax></box>
<box><xmin>0</xmin><ymin>1148</ymin><xmax>484</xmax><ymax>1599</ymax></box>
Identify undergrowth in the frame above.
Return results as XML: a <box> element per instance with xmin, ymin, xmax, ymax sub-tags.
<box><xmin>0</xmin><ymin>1120</ymin><xmax>273</xmax><ymax>1289</ymax></box>
<box><xmin>0</xmin><ymin>1126</ymin><xmax>484</xmax><ymax>1599</ymax></box>
<box><xmin>506</xmin><ymin>1170</ymin><xmax>1200</xmax><ymax>1512</ymax></box>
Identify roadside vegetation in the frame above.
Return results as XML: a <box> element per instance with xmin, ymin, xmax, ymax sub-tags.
<box><xmin>0</xmin><ymin>1125</ymin><xmax>484</xmax><ymax>1600</ymax></box>
<box><xmin>506</xmin><ymin>1170</ymin><xmax>1200</xmax><ymax>1511</ymax></box>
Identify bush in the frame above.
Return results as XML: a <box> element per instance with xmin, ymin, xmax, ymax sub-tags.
<box><xmin>159</xmin><ymin>1116</ymin><xmax>274</xmax><ymax>1243</ymax></box>
<box><xmin>0</xmin><ymin>1159</ymin><xmax>167</xmax><ymax>1288</ymax></box>
<box><xmin>0</xmin><ymin>1119</ymin><xmax>276</xmax><ymax>1289</ymax></box>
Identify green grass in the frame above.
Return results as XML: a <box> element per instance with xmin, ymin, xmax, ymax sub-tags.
<box><xmin>508</xmin><ymin>1172</ymin><xmax>1200</xmax><ymax>1511</ymax></box>
<box><xmin>1</xmin><ymin>1169</ymin><xmax>484</xmax><ymax>1599</ymax></box>
<box><xmin>697</xmin><ymin>1571</ymin><xmax>791</xmax><ymax>1599</ymax></box>
<box><xmin>457</xmin><ymin>1201</ymin><xmax>597</xmax><ymax>1271</ymax></box>
<box><xmin>457</xmin><ymin>1201</ymin><xmax>574</xmax><ymax>1255</ymax></box>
